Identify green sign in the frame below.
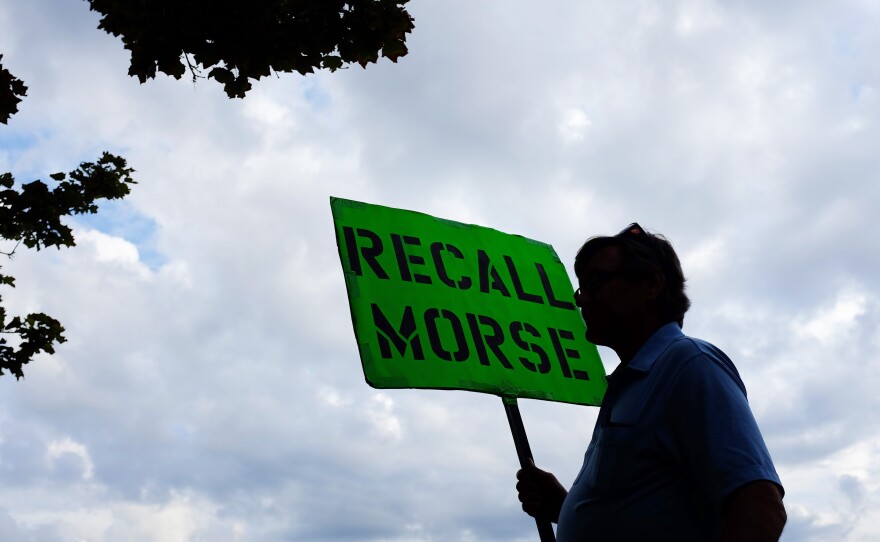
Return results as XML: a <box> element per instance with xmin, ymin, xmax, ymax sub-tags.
<box><xmin>331</xmin><ymin>197</ymin><xmax>606</xmax><ymax>406</ymax></box>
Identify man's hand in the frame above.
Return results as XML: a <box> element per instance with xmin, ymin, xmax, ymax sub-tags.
<box><xmin>721</xmin><ymin>480</ymin><xmax>787</xmax><ymax>542</ymax></box>
<box><xmin>516</xmin><ymin>460</ymin><xmax>568</xmax><ymax>523</ymax></box>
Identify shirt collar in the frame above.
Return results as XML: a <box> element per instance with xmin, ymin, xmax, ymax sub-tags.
<box><xmin>621</xmin><ymin>322</ymin><xmax>683</xmax><ymax>374</ymax></box>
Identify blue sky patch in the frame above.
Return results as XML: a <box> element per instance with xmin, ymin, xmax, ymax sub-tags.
<box><xmin>73</xmin><ymin>200</ymin><xmax>166</xmax><ymax>271</ymax></box>
<box><xmin>303</xmin><ymin>80</ymin><xmax>332</xmax><ymax>110</ymax></box>
<box><xmin>0</xmin><ymin>131</ymin><xmax>39</xmax><ymax>152</ymax></box>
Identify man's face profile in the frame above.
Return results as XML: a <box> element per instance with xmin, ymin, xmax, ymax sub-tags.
<box><xmin>575</xmin><ymin>245</ymin><xmax>656</xmax><ymax>347</ymax></box>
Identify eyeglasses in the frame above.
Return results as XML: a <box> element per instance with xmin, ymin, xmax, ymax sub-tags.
<box><xmin>574</xmin><ymin>269</ymin><xmax>629</xmax><ymax>301</ymax></box>
<box><xmin>574</xmin><ymin>223</ymin><xmax>650</xmax><ymax>303</ymax></box>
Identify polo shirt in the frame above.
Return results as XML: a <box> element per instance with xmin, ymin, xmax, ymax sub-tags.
<box><xmin>556</xmin><ymin>322</ymin><xmax>782</xmax><ymax>542</ymax></box>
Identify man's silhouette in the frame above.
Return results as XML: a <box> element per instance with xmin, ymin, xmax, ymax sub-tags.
<box><xmin>517</xmin><ymin>224</ymin><xmax>786</xmax><ymax>541</ymax></box>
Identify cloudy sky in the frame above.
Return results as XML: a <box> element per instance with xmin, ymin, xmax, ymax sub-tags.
<box><xmin>2</xmin><ymin>0</ymin><xmax>880</xmax><ymax>540</ymax></box>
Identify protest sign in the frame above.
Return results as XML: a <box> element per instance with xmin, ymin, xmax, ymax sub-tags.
<box><xmin>332</xmin><ymin>197</ymin><xmax>606</xmax><ymax>406</ymax></box>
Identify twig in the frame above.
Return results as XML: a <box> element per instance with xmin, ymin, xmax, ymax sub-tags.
<box><xmin>183</xmin><ymin>52</ymin><xmax>204</xmax><ymax>83</ymax></box>
<box><xmin>0</xmin><ymin>239</ymin><xmax>22</xmax><ymax>258</ymax></box>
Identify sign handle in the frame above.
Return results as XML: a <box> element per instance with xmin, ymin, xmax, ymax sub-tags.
<box><xmin>503</xmin><ymin>397</ymin><xmax>557</xmax><ymax>542</ymax></box>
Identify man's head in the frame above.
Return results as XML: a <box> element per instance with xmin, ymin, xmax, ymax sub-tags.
<box><xmin>573</xmin><ymin>224</ymin><xmax>690</xmax><ymax>348</ymax></box>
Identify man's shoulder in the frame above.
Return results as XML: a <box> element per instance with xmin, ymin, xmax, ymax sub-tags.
<box><xmin>662</xmin><ymin>333</ymin><xmax>747</xmax><ymax>396</ymax></box>
<box><xmin>666</xmin><ymin>333</ymin><xmax>729</xmax><ymax>360</ymax></box>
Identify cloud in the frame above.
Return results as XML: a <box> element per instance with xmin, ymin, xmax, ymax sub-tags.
<box><xmin>45</xmin><ymin>437</ymin><xmax>94</xmax><ymax>481</ymax></box>
<box><xmin>2</xmin><ymin>0</ymin><xmax>880</xmax><ymax>540</ymax></box>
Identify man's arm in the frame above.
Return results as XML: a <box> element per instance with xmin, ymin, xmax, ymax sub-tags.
<box><xmin>668</xmin><ymin>351</ymin><xmax>786</xmax><ymax>540</ymax></box>
<box><xmin>721</xmin><ymin>480</ymin><xmax>786</xmax><ymax>542</ymax></box>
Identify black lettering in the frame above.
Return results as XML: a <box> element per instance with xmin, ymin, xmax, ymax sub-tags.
<box><xmin>431</xmin><ymin>242</ymin><xmax>455</xmax><ymax>287</ymax></box>
<box><xmin>405</xmin><ymin>236</ymin><xmax>431</xmax><ymax>284</ymax></box>
<box><xmin>465</xmin><ymin>313</ymin><xmax>513</xmax><ymax>368</ymax></box>
<box><xmin>549</xmin><ymin>328</ymin><xmax>589</xmax><ymax>379</ymax></box>
<box><xmin>449</xmin><ymin>245</ymin><xmax>472</xmax><ymax>289</ymax></box>
<box><xmin>425</xmin><ymin>308</ymin><xmax>469</xmax><ymax>362</ymax></box>
<box><xmin>537</xmin><ymin>263</ymin><xmax>575</xmax><ymax>310</ymax></box>
<box><xmin>478</xmin><ymin>250</ymin><xmax>511</xmax><ymax>297</ymax></box>
<box><xmin>371</xmin><ymin>303</ymin><xmax>423</xmax><ymax>359</ymax></box>
<box><xmin>431</xmin><ymin>242</ymin><xmax>472</xmax><ymax>289</ymax></box>
<box><xmin>342</xmin><ymin>226</ymin><xmax>362</xmax><ymax>275</ymax></box>
<box><xmin>343</xmin><ymin>227</ymin><xmax>390</xmax><ymax>279</ymax></box>
<box><xmin>391</xmin><ymin>234</ymin><xmax>412</xmax><ymax>282</ymax></box>
<box><xmin>350</xmin><ymin>228</ymin><xmax>388</xmax><ymax>279</ymax></box>
<box><xmin>392</xmin><ymin>234</ymin><xmax>432</xmax><ymax>284</ymax></box>
<box><xmin>505</xmin><ymin>256</ymin><xmax>544</xmax><ymax>304</ymax></box>
<box><xmin>510</xmin><ymin>321</ymin><xmax>550</xmax><ymax>373</ymax></box>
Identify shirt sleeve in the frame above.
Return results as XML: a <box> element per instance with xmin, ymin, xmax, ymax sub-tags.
<box><xmin>667</xmin><ymin>348</ymin><xmax>783</xmax><ymax>512</ymax></box>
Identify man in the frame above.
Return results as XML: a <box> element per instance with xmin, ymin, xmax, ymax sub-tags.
<box><xmin>516</xmin><ymin>224</ymin><xmax>786</xmax><ymax>541</ymax></box>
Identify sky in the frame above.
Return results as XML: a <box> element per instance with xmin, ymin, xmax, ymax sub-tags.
<box><xmin>1</xmin><ymin>0</ymin><xmax>880</xmax><ymax>540</ymax></box>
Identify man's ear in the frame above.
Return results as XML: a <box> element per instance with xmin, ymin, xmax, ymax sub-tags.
<box><xmin>644</xmin><ymin>270</ymin><xmax>665</xmax><ymax>301</ymax></box>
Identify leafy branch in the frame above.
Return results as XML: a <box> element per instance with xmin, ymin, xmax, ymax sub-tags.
<box><xmin>0</xmin><ymin>55</ymin><xmax>27</xmax><ymax>124</ymax></box>
<box><xmin>87</xmin><ymin>0</ymin><xmax>415</xmax><ymax>98</ymax></box>
<box><xmin>1</xmin><ymin>69</ymin><xmax>136</xmax><ymax>378</ymax></box>
<box><xmin>2</xmin><ymin>1</ymin><xmax>414</xmax><ymax>378</ymax></box>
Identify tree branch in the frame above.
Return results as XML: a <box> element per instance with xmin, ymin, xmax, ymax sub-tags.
<box><xmin>1</xmin><ymin>239</ymin><xmax>22</xmax><ymax>258</ymax></box>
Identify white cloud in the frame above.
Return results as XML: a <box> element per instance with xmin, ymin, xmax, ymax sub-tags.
<box><xmin>364</xmin><ymin>393</ymin><xmax>404</xmax><ymax>441</ymax></box>
<box><xmin>3</xmin><ymin>0</ymin><xmax>880</xmax><ymax>540</ymax></box>
<box><xmin>6</xmin><ymin>490</ymin><xmax>245</xmax><ymax>542</ymax></box>
<box><xmin>681</xmin><ymin>235</ymin><xmax>726</xmax><ymax>280</ymax></box>
<box><xmin>75</xmin><ymin>229</ymin><xmax>148</xmax><ymax>275</ymax></box>
<box><xmin>45</xmin><ymin>437</ymin><xmax>94</xmax><ymax>481</ymax></box>
<box><xmin>795</xmin><ymin>289</ymin><xmax>868</xmax><ymax>345</ymax></box>
<box><xmin>558</xmin><ymin>108</ymin><xmax>592</xmax><ymax>144</ymax></box>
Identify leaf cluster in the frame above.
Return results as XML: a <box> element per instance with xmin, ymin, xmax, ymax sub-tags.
<box><xmin>87</xmin><ymin>0</ymin><xmax>415</xmax><ymax>98</ymax></box>
<box><xmin>0</xmin><ymin>152</ymin><xmax>136</xmax><ymax>379</ymax></box>
<box><xmin>0</xmin><ymin>305</ymin><xmax>66</xmax><ymax>380</ymax></box>
<box><xmin>3</xmin><ymin>0</ymin><xmax>415</xmax><ymax>378</ymax></box>
<box><xmin>0</xmin><ymin>55</ymin><xmax>28</xmax><ymax>124</ymax></box>
<box><xmin>1</xmin><ymin>153</ymin><xmax>136</xmax><ymax>251</ymax></box>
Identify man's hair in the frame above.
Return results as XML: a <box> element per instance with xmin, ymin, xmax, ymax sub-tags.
<box><xmin>573</xmin><ymin>225</ymin><xmax>691</xmax><ymax>327</ymax></box>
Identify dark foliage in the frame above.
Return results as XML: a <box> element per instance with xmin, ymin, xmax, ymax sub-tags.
<box><xmin>0</xmin><ymin>154</ymin><xmax>136</xmax><ymax>251</ymax></box>
<box><xmin>0</xmin><ymin>55</ymin><xmax>28</xmax><ymax>124</ymax></box>
<box><xmin>87</xmin><ymin>0</ymin><xmax>415</xmax><ymax>98</ymax></box>
<box><xmin>0</xmin><ymin>151</ymin><xmax>136</xmax><ymax>379</ymax></box>
<box><xmin>2</xmin><ymin>0</ymin><xmax>414</xmax><ymax>378</ymax></box>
